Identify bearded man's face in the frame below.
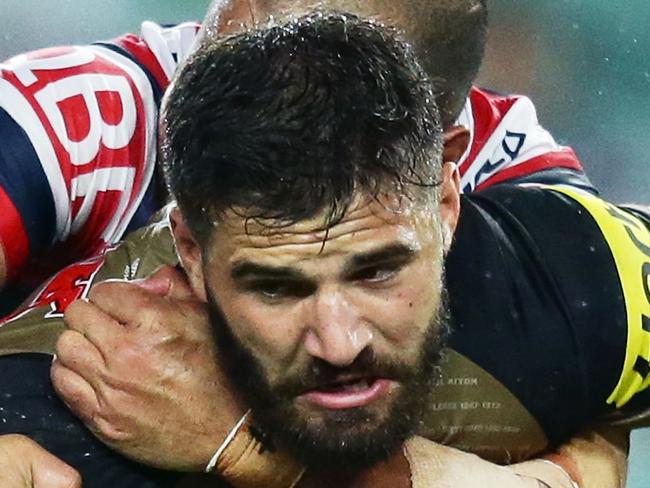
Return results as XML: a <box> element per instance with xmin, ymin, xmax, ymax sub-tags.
<box><xmin>190</xmin><ymin>192</ymin><xmax>450</xmax><ymax>471</ymax></box>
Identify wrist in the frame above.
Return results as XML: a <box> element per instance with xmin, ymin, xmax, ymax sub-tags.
<box><xmin>205</xmin><ymin>410</ymin><xmax>305</xmax><ymax>488</ymax></box>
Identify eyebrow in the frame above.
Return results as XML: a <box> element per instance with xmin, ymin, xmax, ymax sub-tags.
<box><xmin>230</xmin><ymin>262</ymin><xmax>308</xmax><ymax>281</ymax></box>
<box><xmin>345</xmin><ymin>243</ymin><xmax>419</xmax><ymax>271</ymax></box>
<box><xmin>230</xmin><ymin>243</ymin><xmax>419</xmax><ymax>281</ymax></box>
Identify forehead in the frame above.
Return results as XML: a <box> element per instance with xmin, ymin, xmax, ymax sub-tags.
<box><xmin>206</xmin><ymin>193</ymin><xmax>439</xmax><ymax>266</ymax></box>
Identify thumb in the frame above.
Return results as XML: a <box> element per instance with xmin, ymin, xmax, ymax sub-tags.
<box><xmin>33</xmin><ymin>461</ymin><xmax>82</xmax><ymax>488</ymax></box>
<box><xmin>134</xmin><ymin>265</ymin><xmax>195</xmax><ymax>301</ymax></box>
<box><xmin>18</xmin><ymin>436</ymin><xmax>81</xmax><ymax>488</ymax></box>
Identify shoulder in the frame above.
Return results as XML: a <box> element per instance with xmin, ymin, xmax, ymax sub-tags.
<box><xmin>458</xmin><ymin>87</ymin><xmax>590</xmax><ymax>192</ymax></box>
<box><xmin>100</xmin><ymin>21</ymin><xmax>201</xmax><ymax>92</ymax></box>
<box><xmin>450</xmin><ymin>185</ymin><xmax>650</xmax><ymax>441</ymax></box>
<box><xmin>0</xmin><ymin>211</ymin><xmax>177</xmax><ymax>354</ymax></box>
<box><xmin>0</xmin><ymin>40</ymin><xmax>161</xmax><ymax>277</ymax></box>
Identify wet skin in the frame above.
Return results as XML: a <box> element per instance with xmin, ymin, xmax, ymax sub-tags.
<box><xmin>174</xmin><ymin>162</ymin><xmax>461</xmax><ymax>449</ymax></box>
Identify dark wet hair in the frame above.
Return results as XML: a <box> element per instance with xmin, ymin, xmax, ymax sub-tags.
<box><xmin>210</xmin><ymin>0</ymin><xmax>488</xmax><ymax>125</ymax></box>
<box><xmin>162</xmin><ymin>12</ymin><xmax>443</xmax><ymax>242</ymax></box>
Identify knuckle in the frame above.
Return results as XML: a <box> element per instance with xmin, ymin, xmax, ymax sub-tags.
<box><xmin>88</xmin><ymin>279</ymin><xmax>130</xmax><ymax>305</ymax></box>
<box><xmin>55</xmin><ymin>330</ymin><xmax>81</xmax><ymax>359</ymax></box>
<box><xmin>49</xmin><ymin>361</ymin><xmax>67</xmax><ymax>389</ymax></box>
<box><xmin>93</xmin><ymin>414</ymin><xmax>132</xmax><ymax>442</ymax></box>
<box><xmin>87</xmin><ymin>280</ymin><xmax>112</xmax><ymax>301</ymax></box>
<box><xmin>50</xmin><ymin>366</ymin><xmax>82</xmax><ymax>404</ymax></box>
<box><xmin>63</xmin><ymin>299</ymin><xmax>86</xmax><ymax>322</ymax></box>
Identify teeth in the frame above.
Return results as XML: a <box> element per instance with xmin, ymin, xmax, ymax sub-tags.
<box><xmin>341</xmin><ymin>379</ymin><xmax>370</xmax><ymax>392</ymax></box>
<box><xmin>320</xmin><ymin>378</ymin><xmax>372</xmax><ymax>392</ymax></box>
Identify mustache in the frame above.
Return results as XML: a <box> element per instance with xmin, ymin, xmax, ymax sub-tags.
<box><xmin>274</xmin><ymin>347</ymin><xmax>415</xmax><ymax>398</ymax></box>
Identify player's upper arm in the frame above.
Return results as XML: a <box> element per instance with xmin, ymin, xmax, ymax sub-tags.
<box><xmin>547</xmin><ymin>186</ymin><xmax>650</xmax><ymax>412</ymax></box>
<box><xmin>457</xmin><ymin>88</ymin><xmax>595</xmax><ymax>194</ymax></box>
<box><xmin>455</xmin><ymin>184</ymin><xmax>650</xmax><ymax>438</ymax></box>
<box><xmin>503</xmin><ymin>185</ymin><xmax>650</xmax><ymax>421</ymax></box>
<box><xmin>0</xmin><ymin>41</ymin><xmax>160</xmax><ymax>285</ymax></box>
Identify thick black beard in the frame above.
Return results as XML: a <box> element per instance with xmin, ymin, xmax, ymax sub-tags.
<box><xmin>206</xmin><ymin>290</ymin><xmax>449</xmax><ymax>474</ymax></box>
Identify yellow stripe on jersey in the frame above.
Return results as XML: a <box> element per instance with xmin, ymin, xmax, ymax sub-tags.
<box><xmin>549</xmin><ymin>185</ymin><xmax>650</xmax><ymax>407</ymax></box>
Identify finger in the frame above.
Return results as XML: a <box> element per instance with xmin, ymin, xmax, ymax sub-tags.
<box><xmin>134</xmin><ymin>265</ymin><xmax>195</xmax><ymax>301</ymax></box>
<box><xmin>64</xmin><ymin>300</ymin><xmax>125</xmax><ymax>355</ymax></box>
<box><xmin>0</xmin><ymin>435</ymin><xmax>81</xmax><ymax>488</ymax></box>
<box><xmin>51</xmin><ymin>360</ymin><xmax>100</xmax><ymax>425</ymax></box>
<box><xmin>87</xmin><ymin>279</ymin><xmax>162</xmax><ymax>329</ymax></box>
<box><xmin>54</xmin><ymin>330</ymin><xmax>106</xmax><ymax>383</ymax></box>
<box><xmin>88</xmin><ymin>276</ymin><xmax>196</xmax><ymax>335</ymax></box>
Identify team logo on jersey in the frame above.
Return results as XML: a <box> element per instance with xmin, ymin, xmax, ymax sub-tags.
<box><xmin>0</xmin><ymin>248</ymin><xmax>110</xmax><ymax>324</ymax></box>
<box><xmin>464</xmin><ymin>131</ymin><xmax>527</xmax><ymax>193</ymax></box>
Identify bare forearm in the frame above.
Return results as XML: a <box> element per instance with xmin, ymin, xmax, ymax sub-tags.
<box><xmin>547</xmin><ymin>425</ymin><xmax>629</xmax><ymax>488</ymax></box>
<box><xmin>299</xmin><ymin>437</ymin><xmax>572</xmax><ymax>488</ymax></box>
<box><xmin>311</xmin><ymin>428</ymin><xmax>628</xmax><ymax>488</ymax></box>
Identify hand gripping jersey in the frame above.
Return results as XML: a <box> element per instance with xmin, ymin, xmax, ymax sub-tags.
<box><xmin>0</xmin><ymin>22</ymin><xmax>592</xmax><ymax>290</ymax></box>
<box><xmin>0</xmin><ymin>185</ymin><xmax>647</xmax><ymax>487</ymax></box>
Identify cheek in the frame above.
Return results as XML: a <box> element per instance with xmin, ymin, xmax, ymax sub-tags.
<box><xmin>217</xmin><ymin>292</ymin><xmax>307</xmax><ymax>379</ymax></box>
<box><xmin>363</xmin><ymin>267</ymin><xmax>443</xmax><ymax>349</ymax></box>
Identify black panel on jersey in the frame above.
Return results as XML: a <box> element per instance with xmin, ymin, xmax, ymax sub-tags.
<box><xmin>0</xmin><ymin>106</ymin><xmax>56</xmax><ymax>257</ymax></box>
<box><xmin>447</xmin><ymin>185</ymin><xmax>627</xmax><ymax>446</ymax></box>
<box><xmin>0</xmin><ymin>353</ymin><xmax>180</xmax><ymax>488</ymax></box>
<box><xmin>0</xmin><ymin>286</ymin><xmax>32</xmax><ymax>317</ymax></box>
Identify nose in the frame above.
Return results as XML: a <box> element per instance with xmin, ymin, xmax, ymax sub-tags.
<box><xmin>303</xmin><ymin>287</ymin><xmax>373</xmax><ymax>367</ymax></box>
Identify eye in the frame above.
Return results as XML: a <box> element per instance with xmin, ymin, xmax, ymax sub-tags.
<box><xmin>248</xmin><ymin>280</ymin><xmax>314</xmax><ymax>301</ymax></box>
<box><xmin>351</xmin><ymin>264</ymin><xmax>400</xmax><ymax>283</ymax></box>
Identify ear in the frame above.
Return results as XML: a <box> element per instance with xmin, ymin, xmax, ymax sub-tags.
<box><xmin>442</xmin><ymin>125</ymin><xmax>470</xmax><ymax>166</ymax></box>
<box><xmin>438</xmin><ymin>161</ymin><xmax>461</xmax><ymax>252</ymax></box>
<box><xmin>169</xmin><ymin>207</ymin><xmax>208</xmax><ymax>302</ymax></box>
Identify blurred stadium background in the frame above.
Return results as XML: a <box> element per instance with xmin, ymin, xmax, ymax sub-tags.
<box><xmin>1</xmin><ymin>0</ymin><xmax>648</xmax><ymax>485</ymax></box>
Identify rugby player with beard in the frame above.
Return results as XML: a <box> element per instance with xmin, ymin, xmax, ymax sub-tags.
<box><xmin>0</xmin><ymin>0</ymin><xmax>591</xmax><ymax>311</ymax></box>
<box><xmin>0</xmin><ymin>12</ymin><xmax>636</xmax><ymax>488</ymax></box>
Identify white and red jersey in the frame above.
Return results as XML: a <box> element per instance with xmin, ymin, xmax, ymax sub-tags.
<box><xmin>456</xmin><ymin>87</ymin><xmax>587</xmax><ymax>193</ymax></box>
<box><xmin>0</xmin><ymin>22</ymin><xmax>199</xmax><ymax>284</ymax></box>
<box><xmin>0</xmin><ymin>21</ymin><xmax>591</xmax><ymax>286</ymax></box>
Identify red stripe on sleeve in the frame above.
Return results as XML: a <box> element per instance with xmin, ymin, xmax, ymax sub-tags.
<box><xmin>0</xmin><ymin>186</ymin><xmax>30</xmax><ymax>282</ymax></box>
<box><xmin>475</xmin><ymin>149</ymin><xmax>584</xmax><ymax>191</ymax></box>
<box><xmin>112</xmin><ymin>34</ymin><xmax>171</xmax><ymax>91</ymax></box>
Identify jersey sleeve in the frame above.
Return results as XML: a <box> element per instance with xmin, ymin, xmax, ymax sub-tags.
<box><xmin>457</xmin><ymin>88</ymin><xmax>594</xmax><ymax>193</ymax></box>
<box><xmin>0</xmin><ymin>36</ymin><xmax>161</xmax><ymax>283</ymax></box>
<box><xmin>440</xmin><ymin>184</ymin><xmax>650</xmax><ymax>453</ymax></box>
<box><xmin>101</xmin><ymin>22</ymin><xmax>201</xmax><ymax>91</ymax></box>
<box><xmin>0</xmin><ymin>209</ymin><xmax>178</xmax><ymax>354</ymax></box>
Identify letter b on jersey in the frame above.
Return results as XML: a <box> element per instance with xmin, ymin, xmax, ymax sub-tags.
<box><xmin>35</xmin><ymin>74</ymin><xmax>137</xmax><ymax>166</ymax></box>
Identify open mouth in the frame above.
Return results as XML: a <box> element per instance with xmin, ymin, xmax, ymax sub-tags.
<box><xmin>299</xmin><ymin>377</ymin><xmax>394</xmax><ymax>410</ymax></box>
